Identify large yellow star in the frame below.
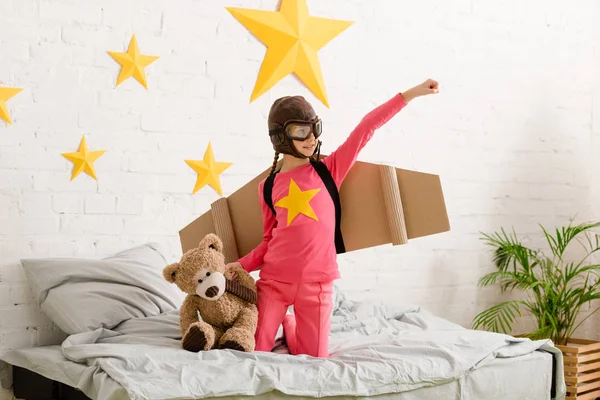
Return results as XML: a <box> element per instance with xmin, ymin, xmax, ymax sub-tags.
<box><xmin>226</xmin><ymin>0</ymin><xmax>353</xmax><ymax>107</ymax></box>
<box><xmin>275</xmin><ymin>179</ymin><xmax>321</xmax><ymax>226</ymax></box>
<box><xmin>185</xmin><ymin>143</ymin><xmax>233</xmax><ymax>196</ymax></box>
<box><xmin>0</xmin><ymin>86</ymin><xmax>23</xmax><ymax>125</ymax></box>
<box><xmin>107</xmin><ymin>35</ymin><xmax>159</xmax><ymax>89</ymax></box>
<box><xmin>61</xmin><ymin>135</ymin><xmax>106</xmax><ymax>181</ymax></box>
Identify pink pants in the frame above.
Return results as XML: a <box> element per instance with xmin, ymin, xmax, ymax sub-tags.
<box><xmin>254</xmin><ymin>279</ymin><xmax>334</xmax><ymax>358</ymax></box>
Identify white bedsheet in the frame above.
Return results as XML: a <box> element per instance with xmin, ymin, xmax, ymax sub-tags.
<box><xmin>0</xmin><ymin>293</ymin><xmax>567</xmax><ymax>400</ymax></box>
<box><xmin>0</xmin><ymin>345</ymin><xmax>556</xmax><ymax>400</ymax></box>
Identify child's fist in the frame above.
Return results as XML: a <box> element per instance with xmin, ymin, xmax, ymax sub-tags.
<box><xmin>402</xmin><ymin>79</ymin><xmax>439</xmax><ymax>102</ymax></box>
<box><xmin>423</xmin><ymin>79</ymin><xmax>439</xmax><ymax>94</ymax></box>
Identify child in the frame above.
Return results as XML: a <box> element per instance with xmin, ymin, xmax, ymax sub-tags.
<box><xmin>226</xmin><ymin>79</ymin><xmax>440</xmax><ymax>357</ymax></box>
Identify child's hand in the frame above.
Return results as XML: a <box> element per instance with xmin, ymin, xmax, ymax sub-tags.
<box><xmin>224</xmin><ymin>262</ymin><xmax>242</xmax><ymax>280</ymax></box>
<box><xmin>401</xmin><ymin>79</ymin><xmax>439</xmax><ymax>102</ymax></box>
<box><xmin>225</xmin><ymin>262</ymin><xmax>241</xmax><ymax>270</ymax></box>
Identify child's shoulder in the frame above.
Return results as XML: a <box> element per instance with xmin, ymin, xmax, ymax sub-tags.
<box><xmin>317</xmin><ymin>154</ymin><xmax>334</xmax><ymax>168</ymax></box>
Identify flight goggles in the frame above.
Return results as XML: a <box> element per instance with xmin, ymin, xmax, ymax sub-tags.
<box><xmin>269</xmin><ymin>117</ymin><xmax>322</xmax><ymax>142</ymax></box>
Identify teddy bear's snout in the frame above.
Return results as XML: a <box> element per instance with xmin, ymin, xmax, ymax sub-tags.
<box><xmin>205</xmin><ymin>286</ymin><xmax>219</xmax><ymax>298</ymax></box>
<box><xmin>195</xmin><ymin>271</ymin><xmax>226</xmax><ymax>301</ymax></box>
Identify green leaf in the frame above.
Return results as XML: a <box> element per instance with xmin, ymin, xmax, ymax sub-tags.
<box><xmin>480</xmin><ymin>228</ymin><xmax>537</xmax><ymax>273</ymax></box>
<box><xmin>472</xmin><ymin>301</ymin><xmax>524</xmax><ymax>334</ymax></box>
<box><xmin>525</xmin><ymin>325</ymin><xmax>554</xmax><ymax>341</ymax></box>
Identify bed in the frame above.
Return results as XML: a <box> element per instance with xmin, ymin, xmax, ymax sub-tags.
<box><xmin>4</xmin><ymin>345</ymin><xmax>559</xmax><ymax>400</ymax></box>
<box><xmin>0</xmin><ymin>243</ymin><xmax>567</xmax><ymax>400</ymax></box>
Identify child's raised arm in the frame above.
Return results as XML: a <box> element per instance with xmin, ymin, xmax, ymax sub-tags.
<box><xmin>323</xmin><ymin>79</ymin><xmax>439</xmax><ymax>186</ymax></box>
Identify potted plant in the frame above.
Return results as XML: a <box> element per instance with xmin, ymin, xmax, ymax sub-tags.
<box><xmin>473</xmin><ymin>220</ymin><xmax>600</xmax><ymax>400</ymax></box>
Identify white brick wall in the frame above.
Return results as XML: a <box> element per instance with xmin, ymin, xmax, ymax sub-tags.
<box><xmin>589</xmin><ymin>0</ymin><xmax>600</xmax><ymax>343</ymax></box>
<box><xmin>1</xmin><ymin>0</ymin><xmax>600</xmax><ymax>397</ymax></box>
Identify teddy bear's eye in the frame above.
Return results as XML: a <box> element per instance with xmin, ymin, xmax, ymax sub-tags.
<box><xmin>206</xmin><ymin>272</ymin><xmax>211</xmax><ymax>277</ymax></box>
<box><xmin>197</xmin><ymin>279</ymin><xmax>203</xmax><ymax>283</ymax></box>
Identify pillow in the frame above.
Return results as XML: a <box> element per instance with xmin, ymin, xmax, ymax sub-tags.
<box><xmin>21</xmin><ymin>243</ymin><xmax>185</xmax><ymax>335</ymax></box>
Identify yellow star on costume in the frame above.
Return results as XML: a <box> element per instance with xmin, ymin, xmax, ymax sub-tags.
<box><xmin>107</xmin><ymin>35</ymin><xmax>159</xmax><ymax>89</ymax></box>
<box><xmin>226</xmin><ymin>0</ymin><xmax>353</xmax><ymax>107</ymax></box>
<box><xmin>61</xmin><ymin>135</ymin><xmax>106</xmax><ymax>181</ymax></box>
<box><xmin>185</xmin><ymin>143</ymin><xmax>233</xmax><ymax>196</ymax></box>
<box><xmin>275</xmin><ymin>179</ymin><xmax>321</xmax><ymax>225</ymax></box>
<box><xmin>0</xmin><ymin>86</ymin><xmax>23</xmax><ymax>125</ymax></box>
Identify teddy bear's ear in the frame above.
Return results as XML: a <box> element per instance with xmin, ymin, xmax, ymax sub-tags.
<box><xmin>162</xmin><ymin>262</ymin><xmax>180</xmax><ymax>283</ymax></box>
<box><xmin>199</xmin><ymin>233</ymin><xmax>223</xmax><ymax>253</ymax></box>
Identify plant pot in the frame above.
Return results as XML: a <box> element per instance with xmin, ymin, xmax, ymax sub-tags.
<box><xmin>557</xmin><ymin>339</ymin><xmax>600</xmax><ymax>400</ymax></box>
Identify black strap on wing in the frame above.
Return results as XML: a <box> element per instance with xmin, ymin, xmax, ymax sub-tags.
<box><xmin>310</xmin><ymin>160</ymin><xmax>346</xmax><ymax>254</ymax></box>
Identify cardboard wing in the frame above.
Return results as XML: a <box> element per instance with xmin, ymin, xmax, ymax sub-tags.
<box><xmin>179</xmin><ymin>159</ymin><xmax>450</xmax><ymax>263</ymax></box>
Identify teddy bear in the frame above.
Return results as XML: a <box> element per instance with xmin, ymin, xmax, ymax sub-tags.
<box><xmin>162</xmin><ymin>233</ymin><xmax>258</xmax><ymax>352</ymax></box>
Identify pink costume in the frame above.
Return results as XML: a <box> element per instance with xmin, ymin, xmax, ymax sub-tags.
<box><xmin>237</xmin><ymin>93</ymin><xmax>408</xmax><ymax>357</ymax></box>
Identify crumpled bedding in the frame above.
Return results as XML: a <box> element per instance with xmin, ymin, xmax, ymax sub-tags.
<box><xmin>46</xmin><ymin>291</ymin><xmax>566</xmax><ymax>400</ymax></box>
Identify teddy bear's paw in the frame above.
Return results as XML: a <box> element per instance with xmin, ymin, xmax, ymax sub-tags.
<box><xmin>221</xmin><ymin>340</ymin><xmax>246</xmax><ymax>352</ymax></box>
<box><xmin>182</xmin><ymin>322</ymin><xmax>214</xmax><ymax>352</ymax></box>
<box><xmin>182</xmin><ymin>324</ymin><xmax>207</xmax><ymax>352</ymax></box>
<box><xmin>219</xmin><ymin>328</ymin><xmax>254</xmax><ymax>352</ymax></box>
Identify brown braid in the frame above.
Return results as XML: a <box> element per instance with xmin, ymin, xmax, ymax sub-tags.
<box><xmin>270</xmin><ymin>151</ymin><xmax>280</xmax><ymax>175</ymax></box>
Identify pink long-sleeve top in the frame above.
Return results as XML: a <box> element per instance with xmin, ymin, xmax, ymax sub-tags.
<box><xmin>237</xmin><ymin>93</ymin><xmax>408</xmax><ymax>283</ymax></box>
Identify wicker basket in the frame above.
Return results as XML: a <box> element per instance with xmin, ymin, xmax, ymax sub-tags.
<box><xmin>557</xmin><ymin>339</ymin><xmax>600</xmax><ymax>400</ymax></box>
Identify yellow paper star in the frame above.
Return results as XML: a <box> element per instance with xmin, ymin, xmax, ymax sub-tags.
<box><xmin>61</xmin><ymin>135</ymin><xmax>106</xmax><ymax>181</ymax></box>
<box><xmin>275</xmin><ymin>178</ymin><xmax>321</xmax><ymax>225</ymax></box>
<box><xmin>107</xmin><ymin>35</ymin><xmax>159</xmax><ymax>89</ymax></box>
<box><xmin>0</xmin><ymin>86</ymin><xmax>23</xmax><ymax>125</ymax></box>
<box><xmin>185</xmin><ymin>143</ymin><xmax>233</xmax><ymax>196</ymax></box>
<box><xmin>226</xmin><ymin>0</ymin><xmax>353</xmax><ymax>107</ymax></box>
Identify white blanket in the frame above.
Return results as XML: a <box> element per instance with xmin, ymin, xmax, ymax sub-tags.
<box><xmin>52</xmin><ymin>291</ymin><xmax>565</xmax><ymax>400</ymax></box>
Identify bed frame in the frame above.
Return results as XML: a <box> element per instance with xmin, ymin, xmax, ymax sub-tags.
<box><xmin>13</xmin><ymin>366</ymin><xmax>90</xmax><ymax>400</ymax></box>
<box><xmin>11</xmin><ymin>351</ymin><xmax>560</xmax><ymax>400</ymax></box>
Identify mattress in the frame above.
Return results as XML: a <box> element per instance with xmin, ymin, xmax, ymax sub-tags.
<box><xmin>1</xmin><ymin>345</ymin><xmax>557</xmax><ymax>400</ymax></box>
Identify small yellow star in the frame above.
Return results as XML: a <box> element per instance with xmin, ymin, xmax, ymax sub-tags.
<box><xmin>61</xmin><ymin>135</ymin><xmax>106</xmax><ymax>181</ymax></box>
<box><xmin>275</xmin><ymin>179</ymin><xmax>321</xmax><ymax>226</ymax></box>
<box><xmin>226</xmin><ymin>0</ymin><xmax>353</xmax><ymax>107</ymax></box>
<box><xmin>0</xmin><ymin>86</ymin><xmax>23</xmax><ymax>125</ymax></box>
<box><xmin>185</xmin><ymin>143</ymin><xmax>233</xmax><ymax>196</ymax></box>
<box><xmin>107</xmin><ymin>35</ymin><xmax>159</xmax><ymax>89</ymax></box>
